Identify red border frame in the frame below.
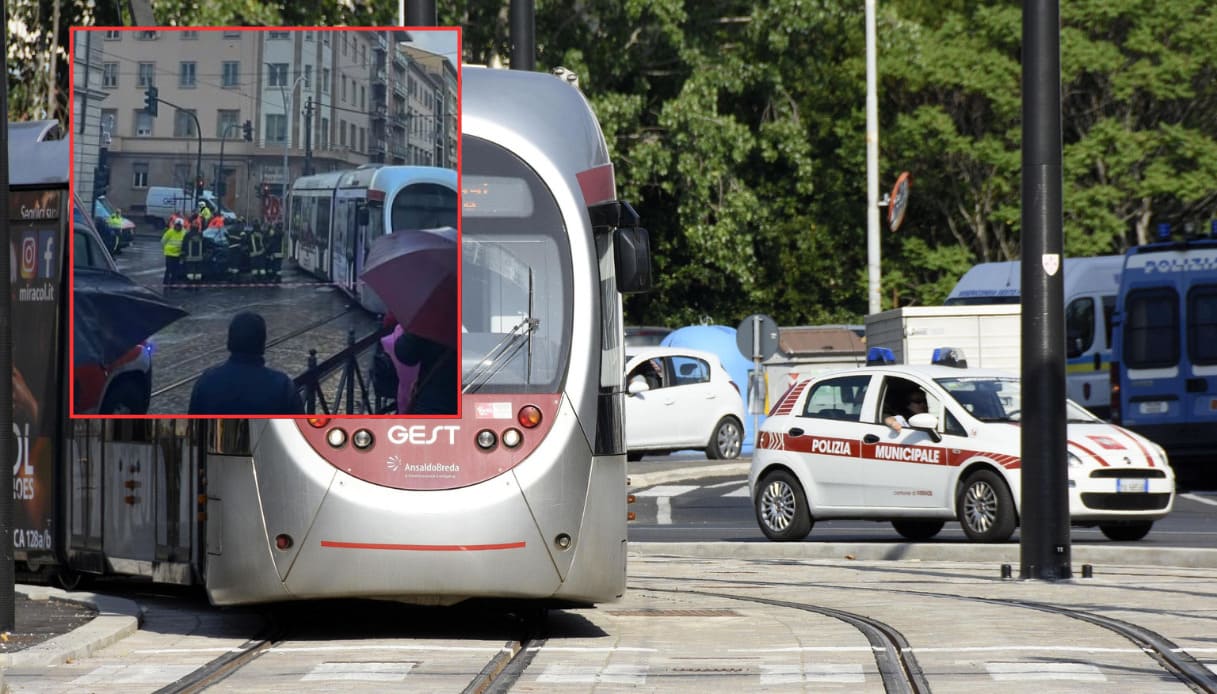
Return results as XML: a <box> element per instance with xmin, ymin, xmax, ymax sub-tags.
<box><xmin>67</xmin><ymin>25</ymin><xmax>463</xmax><ymax>420</ymax></box>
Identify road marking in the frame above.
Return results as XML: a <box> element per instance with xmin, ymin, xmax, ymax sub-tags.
<box><xmin>536</xmin><ymin>664</ymin><xmax>648</xmax><ymax>685</ymax></box>
<box><xmin>1182</xmin><ymin>493</ymin><xmax>1217</xmax><ymax>507</ymax></box>
<box><xmin>731</xmin><ymin>646</ymin><xmax>882</xmax><ymax>653</ymax></box>
<box><xmin>302</xmin><ymin>662</ymin><xmax>415</xmax><ymax>682</ymax></box>
<box><xmin>986</xmin><ymin>662</ymin><xmax>1105</xmax><ymax>682</ymax></box>
<box><xmin>133</xmin><ymin>646</ymin><xmax>249</xmax><ymax>654</ymax></box>
<box><xmin>705</xmin><ymin>479</ymin><xmax>742</xmax><ymax>489</ymax></box>
<box><xmin>634</xmin><ymin>485</ymin><xmax>699</xmax><ymax>497</ymax></box>
<box><xmin>760</xmin><ymin>664</ymin><xmax>864</xmax><ymax>685</ymax></box>
<box><xmin>635</xmin><ymin>485</ymin><xmax>698</xmax><ymax>526</ymax></box>
<box><xmin>527</xmin><ymin>646</ymin><xmax>658</xmax><ymax>652</ymax></box>
<box><xmin>72</xmin><ymin>665</ymin><xmax>197</xmax><ymax>685</ymax></box>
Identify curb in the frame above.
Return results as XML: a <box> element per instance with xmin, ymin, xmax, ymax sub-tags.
<box><xmin>0</xmin><ymin>586</ymin><xmax>143</xmax><ymax>668</ymax></box>
<box><xmin>629</xmin><ymin>541</ymin><xmax>1217</xmax><ymax>570</ymax></box>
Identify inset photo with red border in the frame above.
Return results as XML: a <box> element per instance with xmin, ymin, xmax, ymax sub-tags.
<box><xmin>68</xmin><ymin>26</ymin><xmax>461</xmax><ymax>418</ymax></box>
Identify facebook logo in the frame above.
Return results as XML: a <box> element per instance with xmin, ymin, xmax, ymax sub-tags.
<box><xmin>38</xmin><ymin>231</ymin><xmax>57</xmax><ymax>279</ymax></box>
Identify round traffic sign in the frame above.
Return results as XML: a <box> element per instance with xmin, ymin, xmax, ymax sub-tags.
<box><xmin>888</xmin><ymin>171</ymin><xmax>911</xmax><ymax>232</ymax></box>
<box><xmin>736</xmin><ymin>314</ymin><xmax>780</xmax><ymax>361</ymax></box>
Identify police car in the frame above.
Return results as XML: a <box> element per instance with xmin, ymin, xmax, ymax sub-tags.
<box><xmin>749</xmin><ymin>348</ymin><xmax>1175</xmax><ymax>543</ymax></box>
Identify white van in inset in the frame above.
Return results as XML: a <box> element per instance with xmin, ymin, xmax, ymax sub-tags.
<box><xmin>144</xmin><ymin>187</ymin><xmax>237</xmax><ymax>227</ymax></box>
<box><xmin>945</xmin><ymin>255</ymin><xmax>1124</xmax><ymax>418</ymax></box>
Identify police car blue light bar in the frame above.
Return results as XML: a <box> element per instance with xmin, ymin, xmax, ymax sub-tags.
<box><xmin>867</xmin><ymin>346</ymin><xmax>896</xmax><ymax>365</ymax></box>
<box><xmin>931</xmin><ymin>347</ymin><xmax>968</xmax><ymax>367</ymax></box>
<box><xmin>1157</xmin><ymin>223</ymin><xmax>1171</xmax><ymax>241</ymax></box>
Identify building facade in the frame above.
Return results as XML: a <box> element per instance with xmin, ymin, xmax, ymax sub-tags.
<box><xmin>72</xmin><ymin>28</ymin><xmax>457</xmax><ymax>225</ymax></box>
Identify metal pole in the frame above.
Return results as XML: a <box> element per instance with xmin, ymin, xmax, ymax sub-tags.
<box><xmin>510</xmin><ymin>0</ymin><xmax>536</xmax><ymax>71</ymax></box>
<box><xmin>1019</xmin><ymin>0</ymin><xmax>1071</xmax><ymax>581</ymax></box>
<box><xmin>0</xmin><ymin>0</ymin><xmax>16</xmax><ymax>631</ymax></box>
<box><xmin>865</xmin><ymin>0</ymin><xmax>881</xmax><ymax>315</ymax></box>
<box><xmin>404</xmin><ymin>0</ymin><xmax>436</xmax><ymax>25</ymax></box>
<box><xmin>217</xmin><ymin>123</ymin><xmax>235</xmax><ymax>206</ymax></box>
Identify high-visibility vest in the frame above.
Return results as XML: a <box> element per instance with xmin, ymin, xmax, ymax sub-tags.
<box><xmin>161</xmin><ymin>227</ymin><xmax>185</xmax><ymax>258</ymax></box>
<box><xmin>208</xmin><ymin>215</ymin><xmax>225</xmax><ymax>229</ymax></box>
<box><xmin>199</xmin><ymin>206</ymin><xmax>212</xmax><ymax>221</ymax></box>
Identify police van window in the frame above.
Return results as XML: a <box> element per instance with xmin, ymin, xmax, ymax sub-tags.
<box><xmin>802</xmin><ymin>375</ymin><xmax>869</xmax><ymax>421</ymax></box>
<box><xmin>1125</xmin><ymin>287</ymin><xmax>1179</xmax><ymax>369</ymax></box>
<box><xmin>1065</xmin><ymin>297</ymin><xmax>1095</xmax><ymax>358</ymax></box>
<box><xmin>1102</xmin><ymin>295</ymin><xmax>1116</xmax><ymax>348</ymax></box>
<box><xmin>208</xmin><ymin>420</ymin><xmax>251</xmax><ymax>455</ymax></box>
<box><xmin>1188</xmin><ymin>285</ymin><xmax>1217</xmax><ymax>366</ymax></box>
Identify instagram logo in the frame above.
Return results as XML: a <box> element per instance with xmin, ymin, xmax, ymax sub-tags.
<box><xmin>20</xmin><ymin>236</ymin><xmax>36</xmax><ymax>280</ymax></box>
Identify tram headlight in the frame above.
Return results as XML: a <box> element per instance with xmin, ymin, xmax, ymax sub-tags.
<box><xmin>326</xmin><ymin>428</ymin><xmax>348</xmax><ymax>448</ymax></box>
<box><xmin>501</xmin><ymin>428</ymin><xmax>523</xmax><ymax>448</ymax></box>
<box><xmin>518</xmin><ymin>405</ymin><xmax>543</xmax><ymax>428</ymax></box>
<box><xmin>475</xmin><ymin>429</ymin><xmax>497</xmax><ymax>450</ymax></box>
<box><xmin>352</xmin><ymin>429</ymin><xmax>374</xmax><ymax>450</ymax></box>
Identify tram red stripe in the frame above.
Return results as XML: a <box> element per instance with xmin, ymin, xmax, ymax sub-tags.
<box><xmin>321</xmin><ymin>540</ymin><xmax>526</xmax><ymax>551</ymax></box>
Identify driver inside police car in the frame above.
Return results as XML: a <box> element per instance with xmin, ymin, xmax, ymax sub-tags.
<box><xmin>884</xmin><ymin>388</ymin><xmax>928</xmax><ymax>433</ymax></box>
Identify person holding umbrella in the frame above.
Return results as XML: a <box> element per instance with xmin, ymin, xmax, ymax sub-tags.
<box><xmin>394</xmin><ymin>330</ymin><xmax>457</xmax><ymax>415</ymax></box>
<box><xmin>188</xmin><ymin>311</ymin><xmax>305</xmax><ymax>415</ymax></box>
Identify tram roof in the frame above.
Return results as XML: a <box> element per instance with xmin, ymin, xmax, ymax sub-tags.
<box><xmin>461</xmin><ymin>66</ymin><xmax>611</xmax><ymax>188</ymax></box>
<box><xmin>7</xmin><ymin>121</ymin><xmax>68</xmax><ymax>189</ymax></box>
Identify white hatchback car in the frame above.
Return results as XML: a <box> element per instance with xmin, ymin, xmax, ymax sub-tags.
<box><xmin>749</xmin><ymin>363</ymin><xmax>1175</xmax><ymax>542</ymax></box>
<box><xmin>625</xmin><ymin>346</ymin><xmax>746</xmax><ymax>460</ymax></box>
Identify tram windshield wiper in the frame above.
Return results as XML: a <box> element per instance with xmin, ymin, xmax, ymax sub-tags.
<box><xmin>463</xmin><ymin>269</ymin><xmax>538</xmax><ymax>394</ymax></box>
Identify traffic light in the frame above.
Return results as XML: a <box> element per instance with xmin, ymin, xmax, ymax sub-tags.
<box><xmin>143</xmin><ymin>86</ymin><xmax>158</xmax><ymax>117</ymax></box>
<box><xmin>242</xmin><ymin>120</ymin><xmax>253</xmax><ymax>142</ymax></box>
<box><xmin>94</xmin><ymin>164</ymin><xmax>111</xmax><ymax>195</ymax></box>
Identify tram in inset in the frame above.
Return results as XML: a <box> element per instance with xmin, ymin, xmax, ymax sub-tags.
<box><xmin>26</xmin><ymin>64</ymin><xmax>652</xmax><ymax>608</ymax></box>
<box><xmin>287</xmin><ymin>165</ymin><xmax>458</xmax><ymax>312</ymax></box>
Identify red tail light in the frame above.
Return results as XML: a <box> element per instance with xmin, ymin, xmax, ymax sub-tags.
<box><xmin>1109</xmin><ymin>362</ymin><xmax>1121</xmax><ymax>424</ymax></box>
<box><xmin>307</xmin><ymin>417</ymin><xmax>330</xmax><ymax>429</ymax></box>
<box><xmin>518</xmin><ymin>405</ymin><xmax>543</xmax><ymax>428</ymax></box>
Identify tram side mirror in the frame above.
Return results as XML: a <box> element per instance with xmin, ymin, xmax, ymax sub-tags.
<box><xmin>356</xmin><ymin>207</ymin><xmax>370</xmax><ymax>226</ymax></box>
<box><xmin>614</xmin><ymin>226</ymin><xmax>653</xmax><ymax>294</ymax></box>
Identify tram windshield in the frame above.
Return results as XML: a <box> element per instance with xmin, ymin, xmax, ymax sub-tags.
<box><xmin>461</xmin><ymin>136</ymin><xmax>572</xmax><ymax>393</ymax></box>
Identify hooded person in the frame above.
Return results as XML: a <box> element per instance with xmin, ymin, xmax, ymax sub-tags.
<box><xmin>188</xmin><ymin>311</ymin><xmax>305</xmax><ymax>415</ymax></box>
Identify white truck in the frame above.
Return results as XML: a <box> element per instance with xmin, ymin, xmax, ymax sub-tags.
<box><xmin>864</xmin><ymin>305</ymin><xmax>1022</xmax><ymax>371</ymax></box>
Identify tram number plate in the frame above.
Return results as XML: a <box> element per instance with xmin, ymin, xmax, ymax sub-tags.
<box><xmin>1116</xmin><ymin>478</ymin><xmax>1148</xmax><ymax>493</ymax></box>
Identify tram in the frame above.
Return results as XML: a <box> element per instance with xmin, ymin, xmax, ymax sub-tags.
<box><xmin>287</xmin><ymin>164</ymin><xmax>458</xmax><ymax>312</ymax></box>
<box><xmin>21</xmin><ymin>64</ymin><xmax>652</xmax><ymax>608</ymax></box>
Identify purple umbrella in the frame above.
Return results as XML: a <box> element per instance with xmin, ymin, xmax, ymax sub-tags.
<box><xmin>360</xmin><ymin>227</ymin><xmax>458</xmax><ymax>348</ymax></box>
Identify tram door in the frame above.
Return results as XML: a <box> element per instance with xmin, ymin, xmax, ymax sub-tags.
<box><xmin>66</xmin><ymin>420</ymin><xmax>106</xmax><ymax>574</ymax></box>
<box><xmin>331</xmin><ymin>194</ymin><xmax>359</xmax><ymax>296</ymax></box>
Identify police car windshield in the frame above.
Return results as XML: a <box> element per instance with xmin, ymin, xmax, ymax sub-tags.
<box><xmin>935</xmin><ymin>376</ymin><xmax>1021</xmax><ymax>422</ymax></box>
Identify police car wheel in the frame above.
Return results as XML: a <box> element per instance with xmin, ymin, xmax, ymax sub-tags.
<box><xmin>707</xmin><ymin>417</ymin><xmax>743</xmax><ymax>460</ymax></box>
<box><xmin>956</xmin><ymin>469</ymin><xmax>1016</xmax><ymax>542</ymax></box>
<box><xmin>1098</xmin><ymin>521</ymin><xmax>1153</xmax><ymax>542</ymax></box>
<box><xmin>891</xmin><ymin>520</ymin><xmax>945</xmax><ymax>541</ymax></box>
<box><xmin>755</xmin><ymin>470</ymin><xmax>813</xmax><ymax>541</ymax></box>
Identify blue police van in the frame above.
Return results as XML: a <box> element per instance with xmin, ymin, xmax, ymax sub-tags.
<box><xmin>1111</xmin><ymin>230</ymin><xmax>1217</xmax><ymax>482</ymax></box>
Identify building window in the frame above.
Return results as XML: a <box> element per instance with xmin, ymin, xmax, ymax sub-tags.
<box><xmin>359</xmin><ymin>127</ymin><xmax>365</xmax><ymax>153</ymax></box>
<box><xmin>179</xmin><ymin>61</ymin><xmax>196</xmax><ymax>88</ymax></box>
<box><xmin>268</xmin><ymin>63</ymin><xmax>288</xmax><ymax>87</ymax></box>
<box><xmin>350</xmin><ymin>123</ymin><xmax>356</xmax><ymax>150</ymax></box>
<box><xmin>181</xmin><ymin>31</ymin><xmax>198</xmax><ymax>40</ymax></box>
<box><xmin>304</xmin><ymin>64</ymin><xmax>312</xmax><ymax>89</ymax></box>
<box><xmin>223</xmin><ymin>30</ymin><xmax>240</xmax><ymax>39</ymax></box>
<box><xmin>320</xmin><ymin>117</ymin><xmax>328</xmax><ymax>149</ymax></box>
<box><xmin>137</xmin><ymin>62</ymin><xmax>154</xmax><ymax>88</ymax></box>
<box><xmin>217</xmin><ymin>110</ymin><xmax>240</xmax><ymax>138</ymax></box>
<box><xmin>305</xmin><ymin>31</ymin><xmax>314</xmax><ymax>42</ymax></box>
<box><xmin>222</xmin><ymin>61</ymin><xmax>240</xmax><ymax>88</ymax></box>
<box><xmin>322</xmin><ymin>32</ymin><xmax>330</xmax><ymax>45</ymax></box>
<box><xmin>102</xmin><ymin>62</ymin><xmax>118</xmax><ymax>88</ymax></box>
<box><xmin>322</xmin><ymin>68</ymin><xmax>330</xmax><ymax>94</ymax></box>
<box><xmin>104</xmin><ymin>30</ymin><xmax>121</xmax><ymax>40</ymax></box>
<box><xmin>100</xmin><ymin>109</ymin><xmax>118</xmax><ymax>138</ymax></box>
<box><xmin>174</xmin><ymin>109</ymin><xmax>197</xmax><ymax>137</ymax></box>
<box><xmin>266</xmin><ymin>114</ymin><xmax>286</xmax><ymax>143</ymax></box>
<box><xmin>339</xmin><ymin>119</ymin><xmax>346</xmax><ymax>146</ymax></box>
<box><xmin>360</xmin><ymin>85</ymin><xmax>366</xmax><ymax>110</ymax></box>
<box><xmin>132</xmin><ymin>163</ymin><xmax>149</xmax><ymax>189</ymax></box>
<box><xmin>268</xmin><ymin>31</ymin><xmax>289</xmax><ymax>40</ymax></box>
<box><xmin>135</xmin><ymin>111</ymin><xmax>153</xmax><ymax>137</ymax></box>
<box><xmin>341</xmin><ymin>75</ymin><xmax>347</xmax><ymax>103</ymax></box>
<box><xmin>138</xmin><ymin>30</ymin><xmax>158</xmax><ymax>40</ymax></box>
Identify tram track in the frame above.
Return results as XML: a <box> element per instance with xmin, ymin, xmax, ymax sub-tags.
<box><xmin>149</xmin><ymin>304</ymin><xmax>365</xmax><ymax>397</ymax></box>
<box><xmin>636</xmin><ymin>570</ymin><xmax>1217</xmax><ymax>692</ymax></box>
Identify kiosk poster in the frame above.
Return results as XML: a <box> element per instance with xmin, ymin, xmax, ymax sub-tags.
<box><xmin>10</xmin><ymin>188</ymin><xmax>64</xmax><ymax>557</ymax></box>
